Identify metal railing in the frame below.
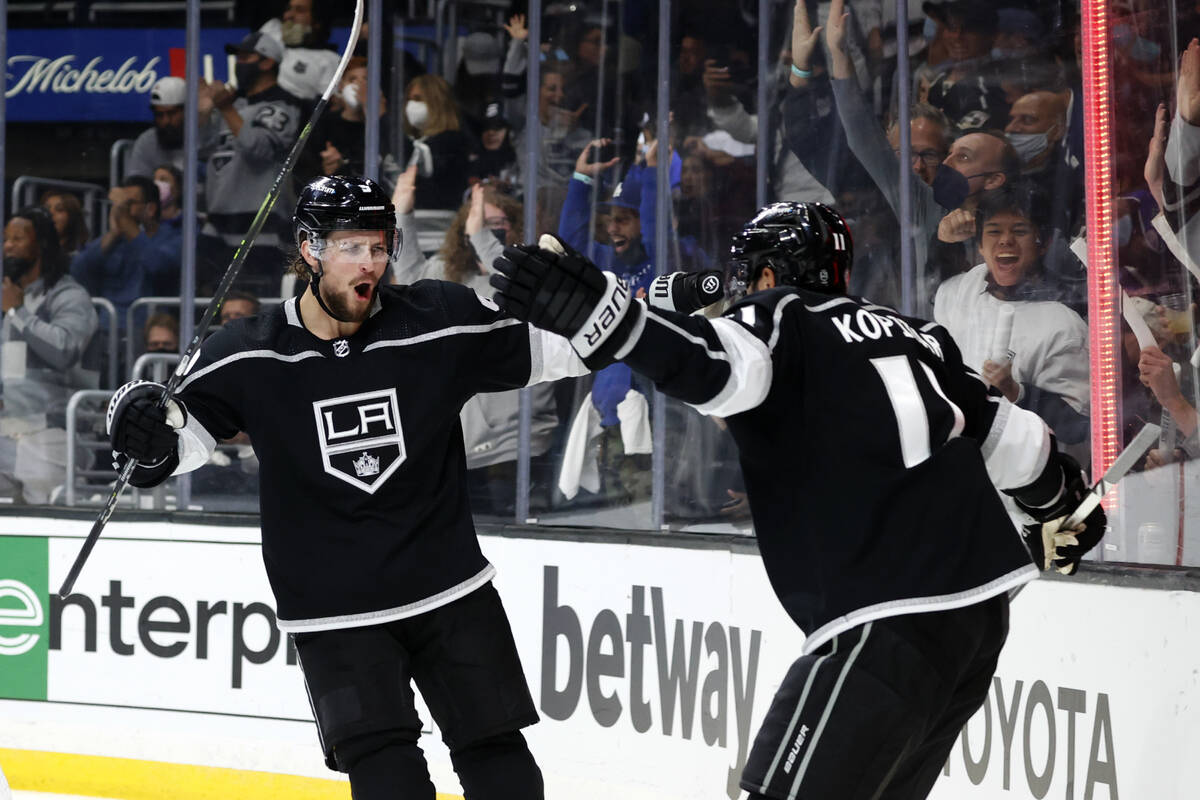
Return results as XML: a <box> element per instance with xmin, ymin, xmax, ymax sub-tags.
<box><xmin>91</xmin><ymin>296</ymin><xmax>119</xmax><ymax>390</ymax></box>
<box><xmin>63</xmin><ymin>389</ymin><xmax>116</xmax><ymax>508</ymax></box>
<box><xmin>109</xmin><ymin>139</ymin><xmax>133</xmax><ymax>189</ymax></box>
<box><xmin>12</xmin><ymin>176</ymin><xmax>108</xmax><ymax>239</ymax></box>
<box><xmin>125</xmin><ymin>296</ymin><xmax>283</xmax><ymax>371</ymax></box>
<box><xmin>9</xmin><ymin>2</ymin><xmax>76</xmax><ymax>21</ymax></box>
<box><xmin>88</xmin><ymin>1</ymin><xmax>235</xmax><ymax>22</ymax></box>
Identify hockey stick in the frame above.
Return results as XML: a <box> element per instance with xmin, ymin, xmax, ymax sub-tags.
<box><xmin>1013</xmin><ymin>422</ymin><xmax>1160</xmax><ymax>595</ymax></box>
<box><xmin>58</xmin><ymin>0</ymin><xmax>366</xmax><ymax>598</ymax></box>
<box><xmin>1059</xmin><ymin>422</ymin><xmax>1160</xmax><ymax>532</ymax></box>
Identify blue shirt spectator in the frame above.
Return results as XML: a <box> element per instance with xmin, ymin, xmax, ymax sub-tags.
<box><xmin>71</xmin><ymin>176</ymin><xmax>174</xmax><ymax>330</ymax></box>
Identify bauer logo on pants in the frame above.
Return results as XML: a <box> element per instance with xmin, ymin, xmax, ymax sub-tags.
<box><xmin>312</xmin><ymin>388</ymin><xmax>406</xmax><ymax>494</ymax></box>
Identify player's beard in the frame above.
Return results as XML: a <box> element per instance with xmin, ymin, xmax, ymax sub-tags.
<box><xmin>319</xmin><ymin>280</ymin><xmax>374</xmax><ymax>323</ymax></box>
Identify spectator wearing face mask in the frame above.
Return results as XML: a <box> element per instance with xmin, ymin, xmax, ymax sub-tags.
<box><xmin>1004</xmin><ymin>90</ymin><xmax>1081</xmax><ymax>236</ymax></box>
<box><xmin>403</xmin><ymin>75</ymin><xmax>476</xmax><ymax>211</ymax></box>
<box><xmin>390</xmin><ymin>173</ymin><xmax>559</xmax><ymax>515</ymax></box>
<box><xmin>258</xmin><ymin>0</ymin><xmax>340</xmax><ymax>102</ymax></box>
<box><xmin>0</xmin><ymin>207</ymin><xmax>98</xmax><ymax>504</ymax></box>
<box><xmin>146</xmin><ymin>165</ymin><xmax>185</xmax><ymax>296</ymax></box>
<box><xmin>153</xmin><ymin>164</ymin><xmax>184</xmax><ymax>224</ymax></box>
<box><xmin>824</xmin><ymin>0</ymin><xmax>1017</xmax><ymax>309</ymax></box>
<box><xmin>127</xmin><ymin>77</ymin><xmax>188</xmax><ymax>179</ymax></box>
<box><xmin>195</xmin><ymin>31</ymin><xmax>302</xmax><ymax>295</ymax></box>
<box><xmin>300</xmin><ymin>57</ymin><xmax>399</xmax><ymax>186</ymax></box>
<box><xmin>220</xmin><ymin>290</ymin><xmax>261</xmax><ymax>324</ymax></box>
<box><xmin>143</xmin><ymin>312</ymin><xmax>180</xmax><ymax>354</ymax></box>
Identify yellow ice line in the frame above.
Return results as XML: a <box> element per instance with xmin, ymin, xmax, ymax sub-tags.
<box><xmin>0</xmin><ymin>748</ymin><xmax>463</xmax><ymax>799</ymax></box>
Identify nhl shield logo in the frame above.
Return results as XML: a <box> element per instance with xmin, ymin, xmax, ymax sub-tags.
<box><xmin>332</xmin><ymin>339</ymin><xmax>350</xmax><ymax>357</ymax></box>
<box><xmin>313</xmin><ymin>388</ymin><xmax>406</xmax><ymax>493</ymax></box>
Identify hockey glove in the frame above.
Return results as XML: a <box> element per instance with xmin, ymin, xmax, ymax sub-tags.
<box><xmin>647</xmin><ymin>270</ymin><xmax>725</xmax><ymax>314</ymax></box>
<box><xmin>491</xmin><ymin>233</ymin><xmax>644</xmax><ymax>369</ymax></box>
<box><xmin>107</xmin><ymin>380</ymin><xmax>186</xmax><ymax>467</ymax></box>
<box><xmin>1011</xmin><ymin>449</ymin><xmax>1106</xmax><ymax>575</ymax></box>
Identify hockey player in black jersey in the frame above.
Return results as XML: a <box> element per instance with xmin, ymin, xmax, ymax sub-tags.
<box><xmin>491</xmin><ymin>201</ymin><xmax>1106</xmax><ymax>800</ymax></box>
<box><xmin>104</xmin><ymin>175</ymin><xmax>598</xmax><ymax>799</ymax></box>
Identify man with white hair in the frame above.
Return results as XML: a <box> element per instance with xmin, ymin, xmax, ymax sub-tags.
<box><xmin>126</xmin><ymin>76</ymin><xmax>189</xmax><ymax>178</ymax></box>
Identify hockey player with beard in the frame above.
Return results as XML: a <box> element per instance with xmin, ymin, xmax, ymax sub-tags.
<box><xmin>105</xmin><ymin>174</ymin><xmax>726</xmax><ymax>798</ymax></box>
<box><xmin>104</xmin><ymin>175</ymin><xmax>585</xmax><ymax>799</ymax></box>
<box><xmin>491</xmin><ymin>201</ymin><xmax>1107</xmax><ymax>800</ymax></box>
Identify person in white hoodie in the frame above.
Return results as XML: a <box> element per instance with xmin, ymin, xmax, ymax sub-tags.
<box><xmin>934</xmin><ymin>182</ymin><xmax>1090</xmax><ymax>465</ymax></box>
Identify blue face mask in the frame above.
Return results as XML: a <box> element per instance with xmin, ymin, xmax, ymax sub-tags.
<box><xmin>932</xmin><ymin>164</ymin><xmax>970</xmax><ymax>209</ymax></box>
<box><xmin>931</xmin><ymin>164</ymin><xmax>997</xmax><ymax>209</ymax></box>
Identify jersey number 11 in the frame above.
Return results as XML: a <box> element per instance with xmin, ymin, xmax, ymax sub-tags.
<box><xmin>870</xmin><ymin>355</ymin><xmax>965</xmax><ymax>468</ymax></box>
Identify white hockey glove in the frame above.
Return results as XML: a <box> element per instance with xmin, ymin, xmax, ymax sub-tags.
<box><xmin>647</xmin><ymin>270</ymin><xmax>725</xmax><ymax>314</ymax></box>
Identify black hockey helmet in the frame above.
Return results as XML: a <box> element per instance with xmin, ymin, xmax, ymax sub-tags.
<box><xmin>293</xmin><ymin>174</ymin><xmax>399</xmax><ymax>257</ymax></box>
<box><xmin>730</xmin><ymin>202</ymin><xmax>852</xmax><ymax>295</ymax></box>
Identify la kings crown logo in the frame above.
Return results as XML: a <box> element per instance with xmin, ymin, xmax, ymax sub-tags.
<box><xmin>313</xmin><ymin>388</ymin><xmax>406</xmax><ymax>493</ymax></box>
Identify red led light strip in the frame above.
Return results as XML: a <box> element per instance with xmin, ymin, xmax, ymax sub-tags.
<box><xmin>1082</xmin><ymin>0</ymin><xmax>1121</xmax><ymax>482</ymax></box>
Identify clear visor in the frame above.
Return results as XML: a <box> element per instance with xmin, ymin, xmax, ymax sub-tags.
<box><xmin>308</xmin><ymin>229</ymin><xmax>401</xmax><ymax>264</ymax></box>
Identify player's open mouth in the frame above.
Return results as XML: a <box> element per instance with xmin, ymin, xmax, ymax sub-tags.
<box><xmin>354</xmin><ymin>282</ymin><xmax>373</xmax><ymax>299</ymax></box>
<box><xmin>995</xmin><ymin>254</ymin><xmax>1020</xmax><ymax>268</ymax></box>
<box><xmin>611</xmin><ymin>236</ymin><xmax>628</xmax><ymax>250</ymax></box>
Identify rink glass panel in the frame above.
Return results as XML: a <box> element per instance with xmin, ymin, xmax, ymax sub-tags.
<box><xmin>2</xmin><ymin>0</ymin><xmax>1197</xmax><ymax>568</ymax></box>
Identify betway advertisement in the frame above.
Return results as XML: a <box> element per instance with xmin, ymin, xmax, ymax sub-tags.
<box><xmin>0</xmin><ymin>519</ymin><xmax>1197</xmax><ymax>799</ymax></box>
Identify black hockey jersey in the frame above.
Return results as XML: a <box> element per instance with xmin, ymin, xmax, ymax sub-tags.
<box><xmin>623</xmin><ymin>288</ymin><xmax>1043</xmax><ymax>653</ymax></box>
<box><xmin>166</xmin><ymin>281</ymin><xmax>585</xmax><ymax>630</ymax></box>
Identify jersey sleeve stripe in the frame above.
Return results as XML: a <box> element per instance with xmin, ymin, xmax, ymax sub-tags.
<box><xmin>178</xmin><ymin>349</ymin><xmax>325</xmax><ymax>392</ymax></box>
<box><xmin>768</xmin><ymin>293</ymin><xmax>802</xmax><ymax>351</ymax></box>
<box><xmin>979</xmin><ymin>397</ymin><xmax>1051</xmax><ymax>489</ymax></box>
<box><xmin>802</xmin><ymin>296</ymin><xmax>856</xmax><ymax>313</ymax></box>
<box><xmin>361</xmin><ymin>318</ymin><xmax>523</xmax><ymax>353</ymax></box>
<box><xmin>692</xmin><ymin>317</ymin><xmax>773</xmax><ymax>417</ymax></box>
<box><xmin>646</xmin><ymin>310</ymin><xmax>731</xmax><ymax>362</ymax></box>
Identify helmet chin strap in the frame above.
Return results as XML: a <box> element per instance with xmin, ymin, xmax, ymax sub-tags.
<box><xmin>308</xmin><ymin>257</ymin><xmax>358</xmax><ymax>324</ymax></box>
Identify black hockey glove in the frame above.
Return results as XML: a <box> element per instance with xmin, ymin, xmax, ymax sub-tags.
<box><xmin>647</xmin><ymin>270</ymin><xmax>725</xmax><ymax>314</ymax></box>
<box><xmin>107</xmin><ymin>380</ymin><xmax>185</xmax><ymax>467</ymax></box>
<box><xmin>1009</xmin><ymin>449</ymin><xmax>1106</xmax><ymax>575</ymax></box>
<box><xmin>491</xmin><ymin>233</ymin><xmax>644</xmax><ymax>369</ymax></box>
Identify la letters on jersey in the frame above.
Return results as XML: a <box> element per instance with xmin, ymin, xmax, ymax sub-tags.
<box><xmin>312</xmin><ymin>387</ymin><xmax>408</xmax><ymax>494</ymax></box>
<box><xmin>829</xmin><ymin>307</ymin><xmax>944</xmax><ymax>360</ymax></box>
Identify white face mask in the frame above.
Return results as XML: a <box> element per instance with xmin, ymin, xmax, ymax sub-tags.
<box><xmin>405</xmin><ymin>100</ymin><xmax>429</xmax><ymax>130</ymax></box>
<box><xmin>280</xmin><ymin>19</ymin><xmax>312</xmax><ymax>47</ymax></box>
<box><xmin>341</xmin><ymin>82</ymin><xmax>361</xmax><ymax>111</ymax></box>
<box><xmin>1006</xmin><ymin>131</ymin><xmax>1052</xmax><ymax>164</ymax></box>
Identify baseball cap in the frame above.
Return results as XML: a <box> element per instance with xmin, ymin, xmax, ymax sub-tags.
<box><xmin>149</xmin><ymin>76</ymin><xmax>186</xmax><ymax>107</ymax></box>
<box><xmin>482</xmin><ymin>102</ymin><xmax>510</xmax><ymax>131</ymax></box>
<box><xmin>225</xmin><ymin>31</ymin><xmax>285</xmax><ymax>64</ymax></box>
<box><xmin>462</xmin><ymin>32</ymin><xmax>501</xmax><ymax>76</ymax></box>
<box><xmin>922</xmin><ymin>1</ymin><xmax>998</xmax><ymax>33</ymax></box>
<box><xmin>598</xmin><ymin>179</ymin><xmax>641</xmax><ymax>214</ymax></box>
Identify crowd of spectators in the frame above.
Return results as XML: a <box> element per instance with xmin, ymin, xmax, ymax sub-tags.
<box><xmin>4</xmin><ymin>0</ymin><xmax>1200</xmax><ymax>534</ymax></box>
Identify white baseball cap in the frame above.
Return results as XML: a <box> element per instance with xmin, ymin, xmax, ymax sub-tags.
<box><xmin>149</xmin><ymin>76</ymin><xmax>186</xmax><ymax>107</ymax></box>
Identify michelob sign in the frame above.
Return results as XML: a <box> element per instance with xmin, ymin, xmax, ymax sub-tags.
<box><xmin>5</xmin><ymin>28</ymin><xmax>242</xmax><ymax>122</ymax></box>
<box><xmin>0</xmin><ymin>536</ymin><xmax>48</xmax><ymax>701</ymax></box>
